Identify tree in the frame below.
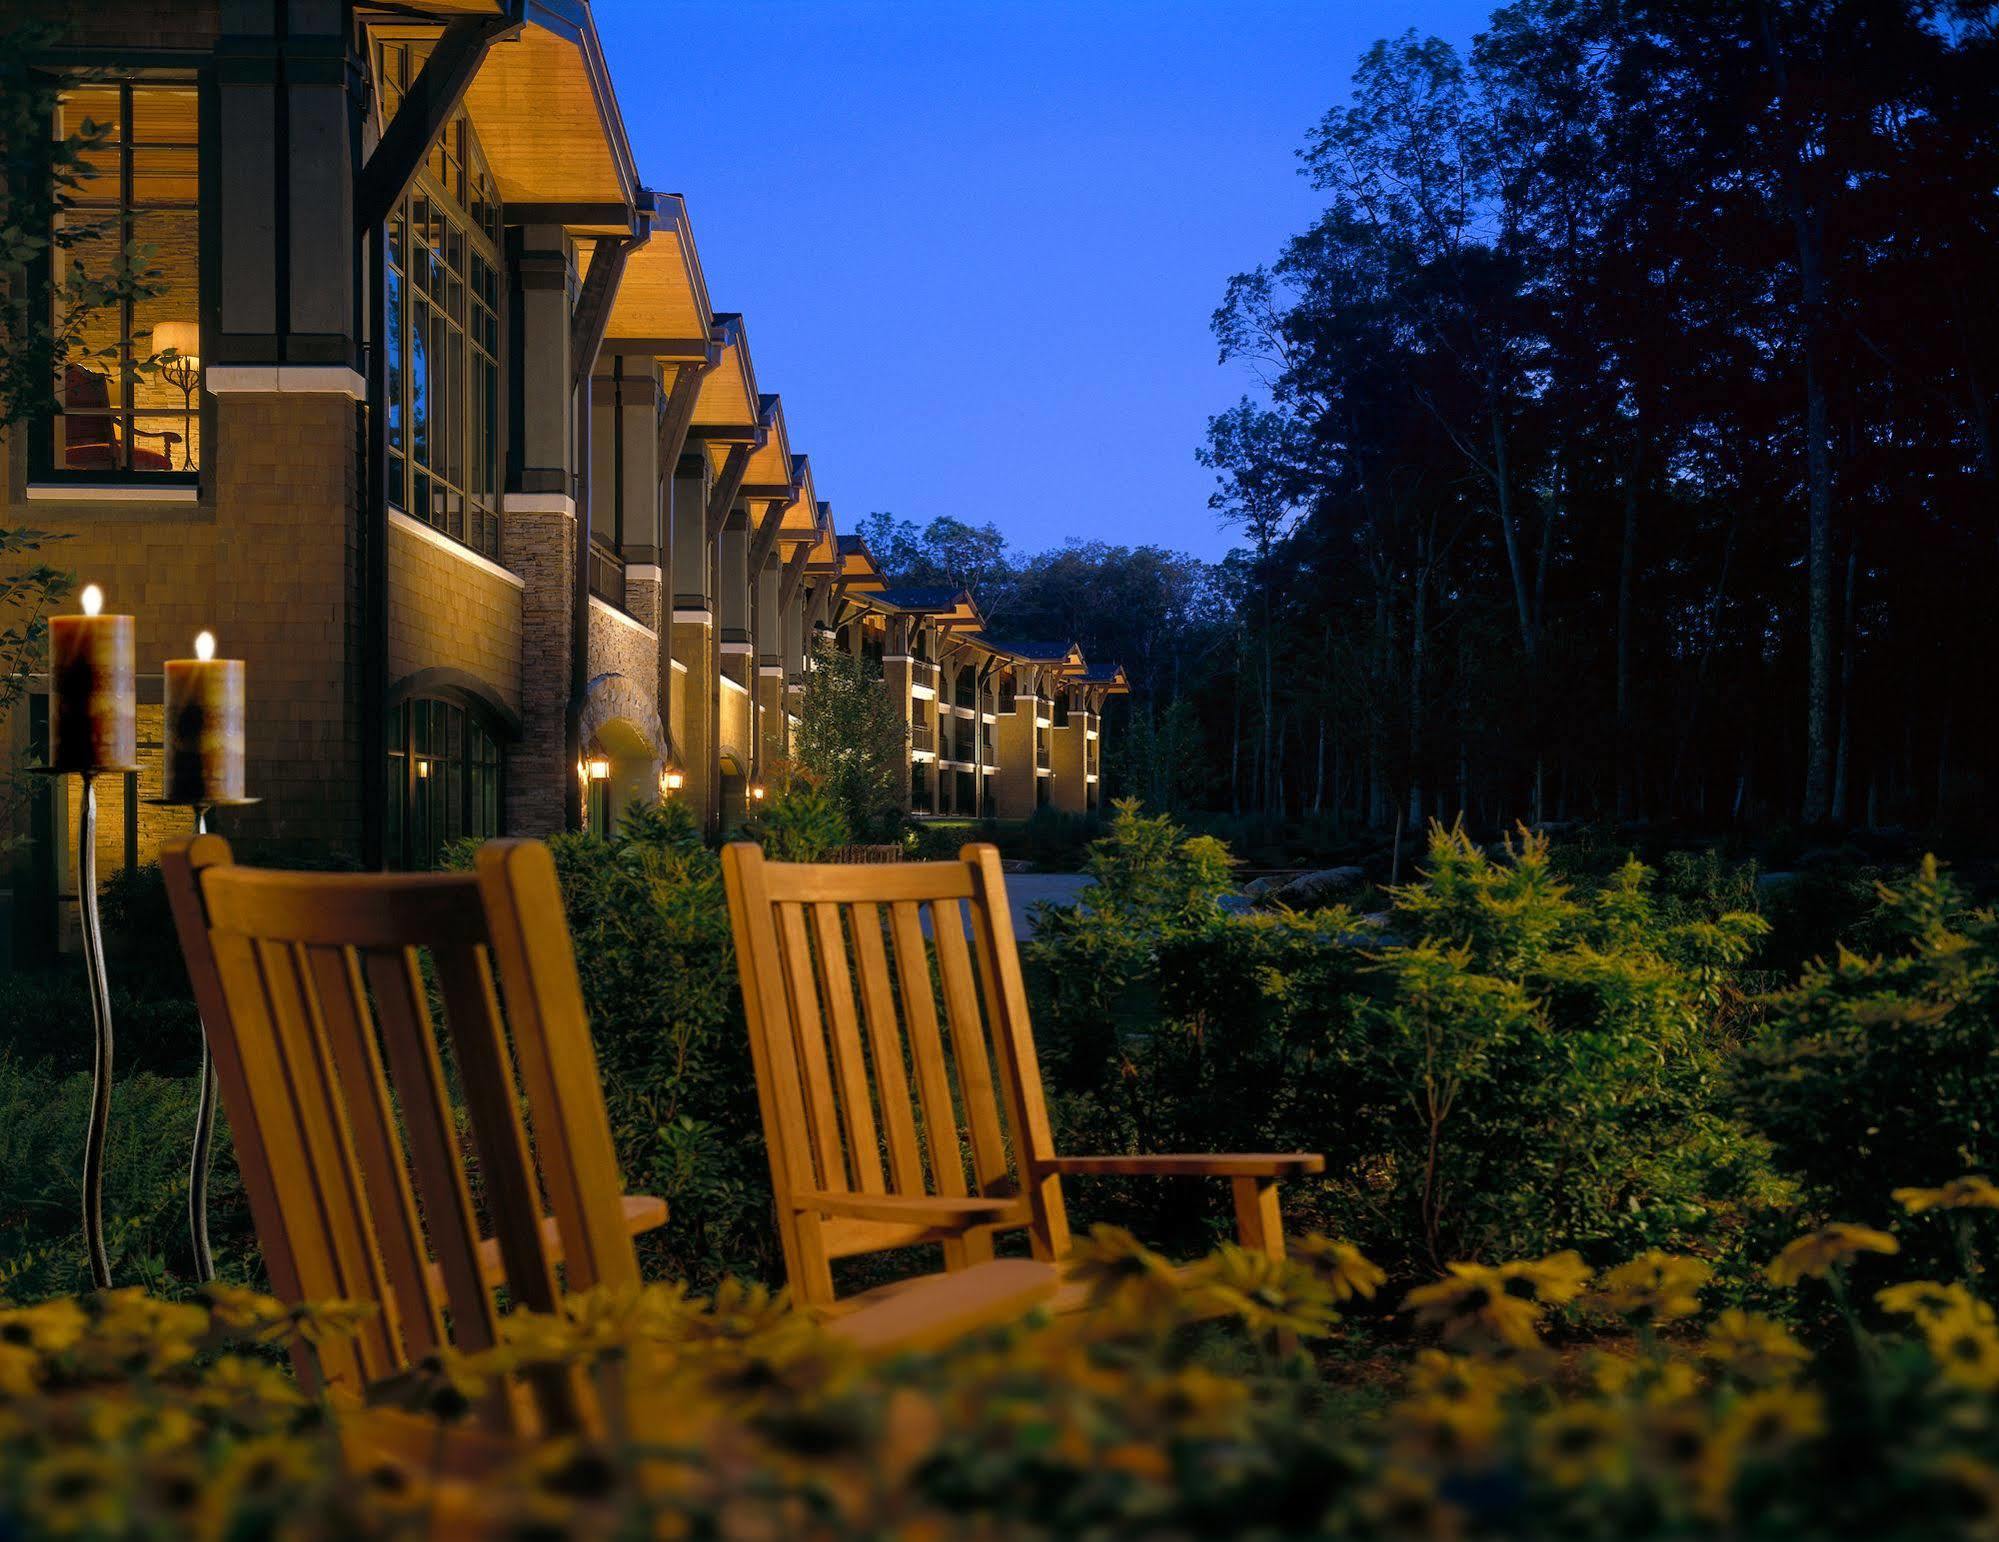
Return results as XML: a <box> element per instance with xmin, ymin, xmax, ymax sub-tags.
<box><xmin>792</xmin><ymin>637</ymin><xmax>908</xmax><ymax>839</ymax></box>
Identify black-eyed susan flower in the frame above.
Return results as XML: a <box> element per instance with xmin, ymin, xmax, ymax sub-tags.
<box><xmin>1894</xmin><ymin>1176</ymin><xmax>1999</xmax><ymax>1214</ymax></box>
<box><xmin>1355</xmin><ymin>1466</ymin><xmax>1465</xmax><ymax>1540</ymax></box>
<box><xmin>1405</xmin><ymin>1263</ymin><xmax>1545</xmax><ymax>1348</ymax></box>
<box><xmin>1388</xmin><ymin>1391</ymin><xmax>1503</xmax><ymax>1465</ymax></box>
<box><xmin>1498</xmin><ymin>1250</ymin><xmax>1592</xmax><ymax>1308</ymax></box>
<box><xmin>1530</xmin><ymin>1401</ymin><xmax>1630</xmax><ymax>1491</ymax></box>
<box><xmin>1064</xmin><ymin>1224</ymin><xmax>1184</xmax><ymax>1314</ymax></box>
<box><xmin>1717</xmin><ymin>1384</ymin><xmax>1824</xmax><ymax>1456</ymax></box>
<box><xmin>1595</xmin><ymin>1250</ymin><xmax>1711</xmax><ymax>1323</ymax></box>
<box><xmin>1701</xmin><ymin>1310</ymin><xmax>1811</xmax><ymax>1382</ymax></box>
<box><xmin>1190</xmin><ymin>1245</ymin><xmax>1341</xmax><ymax>1340</ymax></box>
<box><xmin>1766</xmin><ymin>1224</ymin><xmax>1900</xmax><ymax>1286</ymax></box>
<box><xmin>1405</xmin><ymin>1347</ymin><xmax>1524</xmax><ymax>1401</ymax></box>
<box><xmin>1293</xmin><ymin>1235</ymin><xmax>1388</xmax><ymax>1303</ymax></box>
<box><xmin>1877</xmin><ymin>1280</ymin><xmax>1991</xmax><ymax>1327</ymax></box>
<box><xmin>24</xmin><ymin>1445</ymin><xmax>129</xmax><ymax>1537</ymax></box>
<box><xmin>1931</xmin><ymin>1452</ymin><xmax>1999</xmax><ymax>1540</ymax></box>
<box><xmin>1924</xmin><ymin>1306</ymin><xmax>1999</xmax><ymax>1392</ymax></box>
<box><xmin>1589</xmin><ymin>1350</ymin><xmax>1699</xmax><ymax>1403</ymax></box>
<box><xmin>0</xmin><ymin>1297</ymin><xmax>87</xmax><ymax>1357</ymax></box>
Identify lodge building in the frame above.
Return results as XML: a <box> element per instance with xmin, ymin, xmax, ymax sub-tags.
<box><xmin>1</xmin><ymin>0</ymin><xmax>1119</xmax><ymax>951</ymax></box>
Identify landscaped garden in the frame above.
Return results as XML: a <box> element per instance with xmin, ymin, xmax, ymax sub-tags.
<box><xmin>5</xmin><ymin>799</ymin><xmax>1999</xmax><ymax>1537</ymax></box>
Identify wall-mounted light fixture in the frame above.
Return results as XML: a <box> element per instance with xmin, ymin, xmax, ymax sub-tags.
<box><xmin>586</xmin><ymin>754</ymin><xmax>612</xmax><ymax>781</ymax></box>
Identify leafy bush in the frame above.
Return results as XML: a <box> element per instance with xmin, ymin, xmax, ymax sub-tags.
<box><xmin>1736</xmin><ymin>858</ymin><xmax>1999</xmax><ymax>1228</ymax></box>
<box><xmin>0</xmin><ymin>1057</ymin><xmax>248</xmax><ymax>1301</ymax></box>
<box><xmin>1034</xmin><ymin>816</ymin><xmax>1781</xmax><ymax>1275</ymax></box>
<box><xmin>793</xmin><ymin>638</ymin><xmax>906</xmax><ymax>839</ymax></box>
<box><xmin>740</xmin><ymin>762</ymin><xmax>850</xmax><ymax>861</ymax></box>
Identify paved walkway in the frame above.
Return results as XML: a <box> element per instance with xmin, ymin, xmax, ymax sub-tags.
<box><xmin>1001</xmin><ymin>873</ymin><xmax>1094</xmax><ymax>937</ymax></box>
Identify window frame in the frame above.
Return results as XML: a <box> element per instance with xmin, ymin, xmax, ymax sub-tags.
<box><xmin>375</xmin><ymin>38</ymin><xmax>505</xmax><ymax>561</ymax></box>
<box><xmin>31</xmin><ymin>72</ymin><xmax>204</xmax><ymax>491</ymax></box>
<box><xmin>385</xmin><ymin>692</ymin><xmax>505</xmax><ymax>870</ymax></box>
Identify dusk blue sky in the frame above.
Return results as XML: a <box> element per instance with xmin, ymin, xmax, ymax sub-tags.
<box><xmin>594</xmin><ymin>1</ymin><xmax>1491</xmax><ymax>562</ymax></box>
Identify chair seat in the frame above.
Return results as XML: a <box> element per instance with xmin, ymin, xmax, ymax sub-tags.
<box><xmin>819</xmin><ymin>1258</ymin><xmax>1059</xmax><ymax>1353</ymax></box>
<box><xmin>422</xmin><ymin>1193</ymin><xmax>667</xmax><ymax>1295</ymax></box>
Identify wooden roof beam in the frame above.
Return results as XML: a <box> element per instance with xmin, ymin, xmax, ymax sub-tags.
<box><xmin>357</xmin><ymin>6</ymin><xmax>523</xmax><ymax>234</ymax></box>
<box><xmin>705</xmin><ymin>441</ymin><xmax>753</xmax><ymax>539</ymax></box>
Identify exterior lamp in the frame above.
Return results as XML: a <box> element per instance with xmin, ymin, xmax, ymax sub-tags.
<box><xmin>660</xmin><ymin>766</ymin><xmax>685</xmax><ymax>795</ymax></box>
<box><xmin>415</xmin><ymin>758</ymin><xmax>431</xmax><ymax>780</ymax></box>
<box><xmin>749</xmin><ymin>782</ymin><xmax>766</xmax><ymax>802</ymax></box>
<box><xmin>149</xmin><ymin>321</ymin><xmax>201</xmax><ymax>469</ymax></box>
<box><xmin>586</xmin><ymin>754</ymin><xmax>612</xmax><ymax>781</ymax></box>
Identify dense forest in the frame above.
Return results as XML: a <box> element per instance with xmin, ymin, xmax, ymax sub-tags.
<box><xmin>868</xmin><ymin>0</ymin><xmax>1998</xmax><ymax>838</ymax></box>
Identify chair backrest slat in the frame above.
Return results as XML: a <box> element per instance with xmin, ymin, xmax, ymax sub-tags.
<box><xmin>848</xmin><ymin>904</ymin><xmax>924</xmax><ymax>1192</ymax></box>
<box><xmin>887</xmin><ymin>898</ymin><xmax>966</xmax><ymax>1198</ymax></box>
<box><xmin>811</xmin><ymin>902</ymin><xmax>885</xmax><ymax>1194</ymax></box>
<box><xmin>301</xmin><ymin>942</ymin><xmax>445</xmax><ymax>1361</ymax></box>
<box><xmin>161</xmin><ymin>834</ymin><xmax>639</xmax><ymax>1436</ymax></box>
<box><xmin>723</xmin><ymin>842</ymin><xmax>1067</xmax><ymax>1306</ymax></box>
<box><xmin>930</xmin><ymin>902</ymin><xmax>1010</xmax><ymax>1195</ymax></box>
<box><xmin>775</xmin><ymin>901</ymin><xmax>846</xmax><ymax>1190</ymax></box>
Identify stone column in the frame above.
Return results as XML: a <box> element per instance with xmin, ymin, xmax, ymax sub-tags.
<box><xmin>1049</xmin><ymin>686</ymin><xmax>1089</xmax><ymax>813</ymax></box>
<box><xmin>882</xmin><ymin>615</ymin><xmax>916</xmax><ymax>812</ymax></box>
<box><xmin>992</xmin><ymin>665</ymin><xmax>1041</xmax><ymax>820</ymax></box>
<box><xmin>503</xmin><ymin>224</ymin><xmax>576</xmax><ymax>836</ymax></box>
<box><xmin>754</xmin><ymin>557</ymin><xmax>785</xmax><ymax>771</ymax></box>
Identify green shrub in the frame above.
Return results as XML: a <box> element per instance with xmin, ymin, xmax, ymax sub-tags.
<box><xmin>740</xmin><ymin>767</ymin><xmax>850</xmax><ymax>861</ymax></box>
<box><xmin>1736</xmin><ymin>857</ymin><xmax>1999</xmax><ymax>1228</ymax></box>
<box><xmin>1033</xmin><ymin>817</ymin><xmax>1781</xmax><ymax>1274</ymax></box>
<box><xmin>0</xmin><ymin>1056</ymin><xmax>249</xmax><ymax>1301</ymax></box>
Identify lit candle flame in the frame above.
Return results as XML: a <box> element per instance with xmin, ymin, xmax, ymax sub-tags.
<box><xmin>195</xmin><ymin>631</ymin><xmax>215</xmax><ymax>662</ymax></box>
<box><xmin>81</xmin><ymin>584</ymin><xmax>103</xmax><ymax>617</ymax></box>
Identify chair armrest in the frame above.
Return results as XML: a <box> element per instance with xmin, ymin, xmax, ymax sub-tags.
<box><xmin>795</xmin><ymin>1190</ymin><xmax>1025</xmax><ymax>1229</ymax></box>
<box><xmin>424</xmin><ymin>1193</ymin><xmax>666</xmax><ymax>1294</ymax></box>
<box><xmin>129</xmin><ymin>426</ymin><xmax>183</xmax><ymax>443</ymax></box>
<box><xmin>1042</xmin><ymin>1153</ymin><xmax>1326</xmax><ymax>1179</ymax></box>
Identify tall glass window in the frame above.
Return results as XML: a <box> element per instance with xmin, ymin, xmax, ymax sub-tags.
<box><xmin>377</xmin><ymin>41</ymin><xmax>502</xmax><ymax>558</ymax></box>
<box><xmin>386</xmin><ymin>696</ymin><xmax>501</xmax><ymax>869</ymax></box>
<box><xmin>49</xmin><ymin>82</ymin><xmax>200</xmax><ymax>476</ymax></box>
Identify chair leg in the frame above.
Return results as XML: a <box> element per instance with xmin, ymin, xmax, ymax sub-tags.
<box><xmin>942</xmin><ymin>1229</ymin><xmax>995</xmax><ymax>1271</ymax></box>
<box><xmin>1230</xmin><ymin>1177</ymin><xmax>1285</xmax><ymax>1260</ymax></box>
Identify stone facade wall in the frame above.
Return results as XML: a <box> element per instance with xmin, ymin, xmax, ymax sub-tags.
<box><xmin>586</xmin><ymin>598</ymin><xmax>661</xmax><ymax>733</ymax></box>
<box><xmin>387</xmin><ymin>516</ymin><xmax>523</xmax><ymax>715</ymax></box>
<box><xmin>503</xmin><ymin>506</ymin><xmax>576</xmax><ymax>836</ymax></box>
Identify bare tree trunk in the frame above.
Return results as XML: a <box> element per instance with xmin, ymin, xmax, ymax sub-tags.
<box><xmin>1409</xmin><ymin>557</ymin><xmax>1427</xmax><ymax>830</ymax></box>
<box><xmin>1830</xmin><ymin>532</ymin><xmax>1858</xmax><ymax>825</ymax></box>
<box><xmin>1314</xmin><ymin>716</ymin><xmax>1326</xmax><ymax>814</ymax></box>
<box><xmin>1615</xmin><ymin>457</ymin><xmax>1640</xmax><ymax>819</ymax></box>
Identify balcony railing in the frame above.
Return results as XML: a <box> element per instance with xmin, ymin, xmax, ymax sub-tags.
<box><xmin>910</xmin><ymin>722</ymin><xmax>935</xmax><ymax>754</ymax></box>
<box><xmin>587</xmin><ymin>537</ymin><xmax>626</xmax><ymax>612</ymax></box>
<box><xmin>1036</xmin><ymin>744</ymin><xmax>1051</xmax><ymax>770</ymax></box>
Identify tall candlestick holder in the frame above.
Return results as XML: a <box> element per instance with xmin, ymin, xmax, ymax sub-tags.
<box><xmin>150</xmin><ymin>633</ymin><xmax>253</xmax><ymax>1283</ymax></box>
<box><xmin>38</xmin><ymin>586</ymin><xmax>137</xmax><ymax>1290</ymax></box>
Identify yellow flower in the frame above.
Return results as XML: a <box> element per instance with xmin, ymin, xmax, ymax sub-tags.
<box><xmin>1497</xmin><ymin>1250</ymin><xmax>1592</xmax><ymax>1308</ymax></box>
<box><xmin>1925</xmin><ymin>1307</ymin><xmax>1999</xmax><ymax>1391</ymax></box>
<box><xmin>0</xmin><ymin>1343</ymin><xmax>39</xmax><ymax>1399</ymax></box>
<box><xmin>1189</xmin><ymin>1246</ymin><xmax>1341</xmax><ymax>1339</ymax></box>
<box><xmin>1293</xmin><ymin>1235</ymin><xmax>1388</xmax><ymax>1303</ymax></box>
<box><xmin>191</xmin><ymin>1353</ymin><xmax>309</xmax><ymax>1427</ymax></box>
<box><xmin>1638</xmin><ymin>1399</ymin><xmax>1717</xmax><ymax>1490</ymax></box>
<box><xmin>1701</xmin><ymin>1310</ymin><xmax>1811</xmax><ymax>1381</ymax></box>
<box><xmin>200</xmin><ymin>1283</ymin><xmax>293</xmax><ymax>1342</ymax></box>
<box><xmin>1717</xmin><ymin>1385</ymin><xmax>1824</xmax><ymax>1456</ymax></box>
<box><xmin>24</xmin><ymin>1446</ymin><xmax>128</xmax><ymax>1536</ymax></box>
<box><xmin>1530</xmin><ymin>1401</ymin><xmax>1630</xmax><ymax>1491</ymax></box>
<box><xmin>1389</xmin><ymin>1392</ymin><xmax>1503</xmax><ymax>1465</ymax></box>
<box><xmin>1404</xmin><ymin>1263</ymin><xmax>1545</xmax><ymax>1348</ymax></box>
<box><xmin>1894</xmin><ymin>1176</ymin><xmax>1999</xmax><ymax>1213</ymax></box>
<box><xmin>1404</xmin><ymin>1347</ymin><xmax>1523</xmax><ymax>1401</ymax></box>
<box><xmin>1063</xmin><ymin>1224</ymin><xmax>1185</xmax><ymax>1314</ymax></box>
<box><xmin>1595</xmin><ymin>1251</ymin><xmax>1711</xmax><ymax>1323</ymax></box>
<box><xmin>209</xmin><ymin>1434</ymin><xmax>327</xmax><ymax>1522</ymax></box>
<box><xmin>1766</xmin><ymin>1224</ymin><xmax>1900</xmax><ymax>1286</ymax></box>
<box><xmin>0</xmin><ymin>1296</ymin><xmax>88</xmax><ymax>1356</ymax></box>
<box><xmin>1877</xmin><ymin>1280</ymin><xmax>1992</xmax><ymax>1327</ymax></box>
<box><xmin>1589</xmin><ymin>1350</ymin><xmax>1699</xmax><ymax>1403</ymax></box>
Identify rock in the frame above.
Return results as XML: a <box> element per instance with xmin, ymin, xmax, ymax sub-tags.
<box><xmin>1263</xmin><ymin>866</ymin><xmax>1369</xmax><ymax>910</ymax></box>
<box><xmin>1238</xmin><ymin>874</ymin><xmax>1291</xmax><ymax>901</ymax></box>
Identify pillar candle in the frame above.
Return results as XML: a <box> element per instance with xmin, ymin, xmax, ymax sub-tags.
<box><xmin>163</xmin><ymin>632</ymin><xmax>245</xmax><ymax>803</ymax></box>
<box><xmin>50</xmin><ymin>586</ymin><xmax>136</xmax><ymax>773</ymax></box>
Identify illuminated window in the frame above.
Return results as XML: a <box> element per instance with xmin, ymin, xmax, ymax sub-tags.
<box><xmin>377</xmin><ymin>41</ymin><xmax>503</xmax><ymax>559</ymax></box>
<box><xmin>46</xmin><ymin>82</ymin><xmax>200</xmax><ymax>478</ymax></box>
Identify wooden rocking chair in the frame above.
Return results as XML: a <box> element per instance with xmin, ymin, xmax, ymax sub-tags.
<box><xmin>720</xmin><ymin>841</ymin><xmax>1326</xmax><ymax>1319</ymax></box>
<box><xmin>160</xmin><ymin>835</ymin><xmax>1054</xmax><ymax>1453</ymax></box>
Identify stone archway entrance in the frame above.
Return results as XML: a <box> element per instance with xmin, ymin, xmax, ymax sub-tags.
<box><xmin>578</xmin><ymin>673</ymin><xmax>664</xmax><ymax>837</ymax></box>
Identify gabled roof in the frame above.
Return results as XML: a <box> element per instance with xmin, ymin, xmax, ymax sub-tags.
<box><xmin>977</xmin><ymin>638</ymin><xmax>1087</xmax><ymax>672</ymax></box>
<box><xmin>1079</xmin><ymin>663</ymin><xmax>1130</xmax><ymax>693</ymax></box>
<box><xmin>822</xmin><ymin>532</ymin><xmax>887</xmax><ymax>591</ymax></box>
<box><xmin>448</xmin><ymin>3</ymin><xmax>644</xmax><ymax>221</ymax></box>
<box><xmin>597</xmin><ymin>192</ymin><xmax>713</xmax><ymax>361</ymax></box>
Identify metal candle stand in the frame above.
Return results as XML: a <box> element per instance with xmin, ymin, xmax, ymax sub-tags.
<box><xmin>145</xmin><ymin>795</ymin><xmax>258</xmax><ymax>1283</ymax></box>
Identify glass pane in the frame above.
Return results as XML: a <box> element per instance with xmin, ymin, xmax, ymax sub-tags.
<box><xmin>131</xmin><ymin>209</ymin><xmax>200</xmax><ymax>470</ymax></box>
<box><xmin>409</xmin><ymin>297</ymin><xmax>430</xmax><ymax>468</ymax></box>
<box><xmin>386</xmin><ymin>261</ymin><xmax>404</xmax><ymax>456</ymax></box>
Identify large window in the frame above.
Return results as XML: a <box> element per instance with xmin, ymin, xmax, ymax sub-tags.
<box><xmin>377</xmin><ymin>40</ymin><xmax>503</xmax><ymax>558</ymax></box>
<box><xmin>48</xmin><ymin>82</ymin><xmax>200</xmax><ymax>477</ymax></box>
<box><xmin>385</xmin><ymin>697</ymin><xmax>501</xmax><ymax>869</ymax></box>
